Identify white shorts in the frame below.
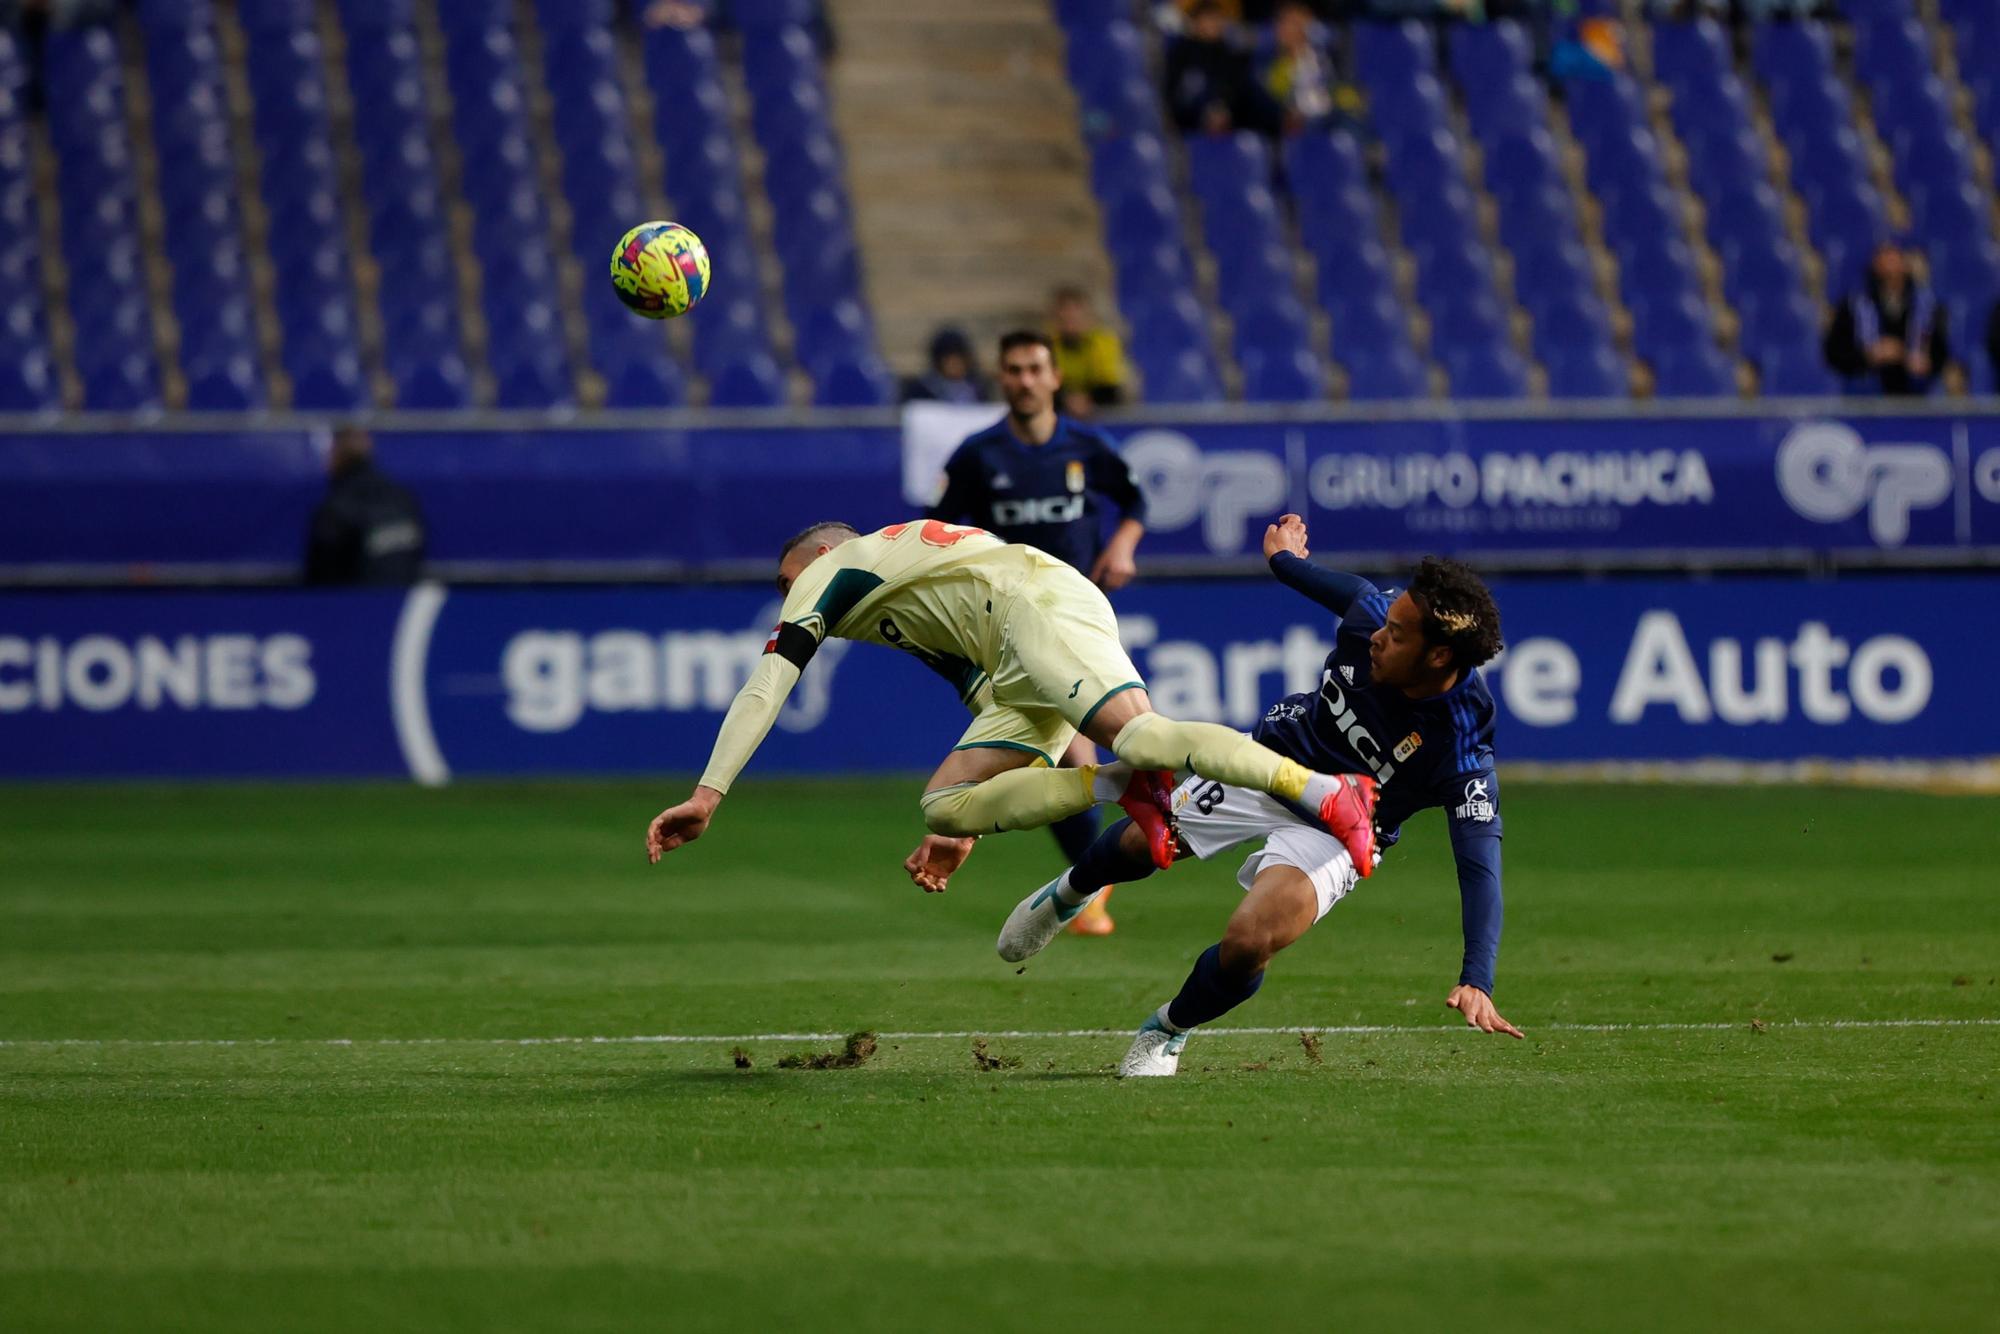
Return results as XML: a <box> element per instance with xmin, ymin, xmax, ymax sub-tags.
<box><xmin>1168</xmin><ymin>776</ymin><xmax>1360</xmax><ymax>922</ymax></box>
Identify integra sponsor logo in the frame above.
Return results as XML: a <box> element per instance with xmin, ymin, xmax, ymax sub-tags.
<box><xmin>1310</xmin><ymin>450</ymin><xmax>1715</xmax><ymax>510</ymax></box>
<box><xmin>0</xmin><ymin>634</ymin><xmax>315</xmax><ymax>712</ymax></box>
<box><xmin>1453</xmin><ymin>776</ymin><xmax>1496</xmax><ymax>823</ymax></box>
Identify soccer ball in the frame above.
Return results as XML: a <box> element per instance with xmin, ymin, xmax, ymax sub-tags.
<box><xmin>609</xmin><ymin>221</ymin><xmax>711</xmax><ymax>320</ymax></box>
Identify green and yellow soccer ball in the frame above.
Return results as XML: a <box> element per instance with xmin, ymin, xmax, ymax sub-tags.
<box><xmin>609</xmin><ymin>221</ymin><xmax>711</xmax><ymax>319</ymax></box>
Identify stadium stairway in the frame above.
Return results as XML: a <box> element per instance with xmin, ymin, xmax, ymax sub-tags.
<box><xmin>825</xmin><ymin>0</ymin><xmax>1111</xmax><ymax>377</ymax></box>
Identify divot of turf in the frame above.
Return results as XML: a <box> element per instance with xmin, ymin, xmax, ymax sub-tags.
<box><xmin>776</xmin><ymin>1031</ymin><xmax>878</xmax><ymax>1070</ymax></box>
<box><xmin>970</xmin><ymin>1038</ymin><xmax>1020</xmax><ymax>1071</ymax></box>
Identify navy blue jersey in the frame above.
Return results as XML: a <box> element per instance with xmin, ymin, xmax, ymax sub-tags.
<box><xmin>928</xmin><ymin>416</ymin><xmax>1146</xmax><ymax>574</ymax></box>
<box><xmin>1254</xmin><ymin>552</ymin><xmax>1506</xmax><ymax>995</ymax></box>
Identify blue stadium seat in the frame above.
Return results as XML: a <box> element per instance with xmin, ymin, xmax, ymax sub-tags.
<box><xmin>1546</xmin><ymin>345</ymin><xmax>1628</xmax><ymax>399</ymax></box>
<box><xmin>813</xmin><ymin>355</ymin><xmax>894</xmax><ymax>408</ymax></box>
<box><xmin>0</xmin><ymin>346</ymin><xmax>57</xmax><ymax>412</ymax></box>
<box><xmin>1240</xmin><ymin>347</ymin><xmax>1325</xmax><ymax>403</ymax></box>
<box><xmin>1342</xmin><ymin>343</ymin><xmax>1429</xmax><ymax>401</ymax></box>
<box><xmin>1651</xmin><ymin>344</ymin><xmax>1737</xmax><ymax>398</ymax></box>
<box><xmin>598</xmin><ymin>344</ymin><xmax>686</xmax><ymax>409</ymax></box>
<box><xmin>709</xmin><ymin>353</ymin><xmax>788</xmax><ymax>408</ymax></box>
<box><xmin>1136</xmin><ymin>346</ymin><xmax>1223</xmax><ymax>404</ymax></box>
<box><xmin>1443</xmin><ymin>344</ymin><xmax>1531</xmax><ymax>400</ymax></box>
<box><xmin>1757</xmin><ymin>343</ymin><xmax>1840</xmax><ymax>396</ymax></box>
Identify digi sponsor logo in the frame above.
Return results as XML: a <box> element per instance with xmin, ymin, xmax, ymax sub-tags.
<box><xmin>0</xmin><ymin>634</ymin><xmax>315</xmax><ymax>713</ymax></box>
<box><xmin>992</xmin><ymin>494</ymin><xmax>1085</xmax><ymax>526</ymax></box>
<box><xmin>1775</xmin><ymin>422</ymin><xmax>1952</xmax><ymax>547</ymax></box>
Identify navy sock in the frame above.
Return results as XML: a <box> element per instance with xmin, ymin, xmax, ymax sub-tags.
<box><xmin>1068</xmin><ymin>817</ymin><xmax>1159</xmax><ymax>893</ymax></box>
<box><xmin>1050</xmin><ymin>808</ymin><xmax>1101</xmax><ymax>865</ymax></box>
<box><xmin>1164</xmin><ymin>943</ymin><xmax>1264</xmax><ymax>1031</ymax></box>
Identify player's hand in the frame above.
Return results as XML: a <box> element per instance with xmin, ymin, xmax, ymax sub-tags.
<box><xmin>646</xmin><ymin>788</ymin><xmax>720</xmax><ymax>864</ymax></box>
<box><xmin>1263</xmin><ymin>513</ymin><xmax>1309</xmax><ymax>562</ymax></box>
<box><xmin>1446</xmin><ymin>985</ymin><xmax>1524</xmax><ymax>1039</ymax></box>
<box><xmin>903</xmin><ymin>834</ymin><xmax>977</xmax><ymax>892</ymax></box>
<box><xmin>1090</xmin><ymin>547</ymin><xmax>1138</xmax><ymax>591</ymax></box>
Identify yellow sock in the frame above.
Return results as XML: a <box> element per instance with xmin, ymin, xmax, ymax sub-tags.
<box><xmin>1111</xmin><ymin>713</ymin><xmax>1312</xmax><ymax>802</ymax></box>
<box><xmin>920</xmin><ymin>764</ymin><xmax>1096</xmax><ymax>837</ymax></box>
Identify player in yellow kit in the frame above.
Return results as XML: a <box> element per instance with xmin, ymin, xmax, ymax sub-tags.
<box><xmin>643</xmin><ymin>519</ymin><xmax>1379</xmax><ymax>880</ymax></box>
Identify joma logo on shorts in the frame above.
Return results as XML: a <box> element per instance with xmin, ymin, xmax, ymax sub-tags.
<box><xmin>1319</xmin><ymin>673</ymin><xmax>1397</xmax><ymax>785</ymax></box>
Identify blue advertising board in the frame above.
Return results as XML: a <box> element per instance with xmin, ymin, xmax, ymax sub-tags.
<box><xmin>1109</xmin><ymin>415</ymin><xmax>1992</xmax><ymax>557</ymax></box>
<box><xmin>1</xmin><ymin>574</ymin><xmax>1989</xmax><ymax>779</ymax></box>
<box><xmin>4</xmin><ymin>410</ymin><xmax>1999</xmax><ymax>575</ymax></box>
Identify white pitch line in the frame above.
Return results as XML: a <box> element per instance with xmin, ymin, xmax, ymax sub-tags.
<box><xmin>0</xmin><ymin>1018</ymin><xmax>1996</xmax><ymax>1049</ymax></box>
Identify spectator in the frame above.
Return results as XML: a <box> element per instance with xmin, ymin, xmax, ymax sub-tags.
<box><xmin>1824</xmin><ymin>240</ymin><xmax>1950</xmax><ymax>397</ymax></box>
<box><xmin>1164</xmin><ymin>0</ymin><xmax>1278</xmax><ymax>137</ymax></box>
<box><xmin>1049</xmin><ymin>288</ymin><xmax>1130</xmax><ymax>415</ymax></box>
<box><xmin>304</xmin><ymin>427</ymin><xmax>426</xmax><ymax>586</ymax></box>
<box><xmin>1259</xmin><ymin>1</ymin><xmax>1338</xmax><ymax>135</ymax></box>
<box><xmin>899</xmin><ymin>327</ymin><xmax>992</xmax><ymax>406</ymax></box>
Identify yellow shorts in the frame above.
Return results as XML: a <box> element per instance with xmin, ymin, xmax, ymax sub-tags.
<box><xmin>952</xmin><ymin>562</ymin><xmax>1145</xmax><ymax>767</ymax></box>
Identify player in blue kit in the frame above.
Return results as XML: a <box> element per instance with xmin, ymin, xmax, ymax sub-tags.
<box><xmin>993</xmin><ymin>513</ymin><xmax>1524</xmax><ymax>1075</ymax></box>
<box><xmin>926</xmin><ymin>330</ymin><xmax>1148</xmax><ymax>936</ymax></box>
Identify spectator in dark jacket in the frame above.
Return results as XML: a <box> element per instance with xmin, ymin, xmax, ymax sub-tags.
<box><xmin>899</xmin><ymin>327</ymin><xmax>992</xmax><ymax>405</ymax></box>
<box><xmin>1824</xmin><ymin>240</ymin><xmax>1950</xmax><ymax>396</ymax></box>
<box><xmin>1165</xmin><ymin>1</ymin><xmax>1279</xmax><ymax>136</ymax></box>
<box><xmin>304</xmin><ymin>427</ymin><xmax>426</xmax><ymax>586</ymax></box>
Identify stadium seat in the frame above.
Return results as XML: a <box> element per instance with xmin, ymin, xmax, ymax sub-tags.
<box><xmin>1651</xmin><ymin>344</ymin><xmax>1738</xmax><ymax>399</ymax></box>
<box><xmin>1546</xmin><ymin>346</ymin><xmax>1629</xmax><ymax>399</ymax></box>
<box><xmin>709</xmin><ymin>354</ymin><xmax>788</xmax><ymax>408</ymax></box>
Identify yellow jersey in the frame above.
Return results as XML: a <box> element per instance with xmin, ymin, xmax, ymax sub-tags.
<box><xmin>698</xmin><ymin>521</ymin><xmax>1070</xmax><ymax>792</ymax></box>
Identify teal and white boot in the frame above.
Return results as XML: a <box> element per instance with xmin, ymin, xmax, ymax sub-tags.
<box><xmin>1117</xmin><ymin>1011</ymin><xmax>1189</xmax><ymax>1078</ymax></box>
<box><xmin>996</xmin><ymin>874</ymin><xmax>1100</xmax><ymax>964</ymax></box>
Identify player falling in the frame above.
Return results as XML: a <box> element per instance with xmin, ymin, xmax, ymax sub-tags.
<box><xmin>943</xmin><ymin>517</ymin><xmax>1522</xmax><ymax>1075</ymax></box>
<box><xmin>930</xmin><ymin>330</ymin><xmax>1149</xmax><ymax>936</ymax></box>
<box><xmin>643</xmin><ymin>519</ymin><xmax>1378</xmax><ymax>883</ymax></box>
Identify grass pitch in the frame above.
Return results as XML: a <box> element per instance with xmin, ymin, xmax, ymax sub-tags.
<box><xmin>2</xmin><ymin>779</ymin><xmax>1997</xmax><ymax>1333</ymax></box>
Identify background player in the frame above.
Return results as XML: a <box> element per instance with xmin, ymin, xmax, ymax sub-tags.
<box><xmin>990</xmin><ymin>517</ymin><xmax>1521</xmax><ymax>1075</ymax></box>
<box><xmin>930</xmin><ymin>330</ymin><xmax>1148</xmax><ymax>935</ymax></box>
<box><xmin>643</xmin><ymin>519</ymin><xmax>1378</xmax><ymax>889</ymax></box>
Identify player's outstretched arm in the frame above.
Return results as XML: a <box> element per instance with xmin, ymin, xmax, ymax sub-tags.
<box><xmin>645</xmin><ymin>651</ymin><xmax>804</xmax><ymax>864</ymax></box>
<box><xmin>1446</xmin><ymin>985</ymin><xmax>1524</xmax><ymax>1038</ymax></box>
<box><xmin>903</xmin><ymin>834</ymin><xmax>978</xmax><ymax>892</ymax></box>
<box><xmin>1262</xmin><ymin>514</ymin><xmax>1376</xmax><ymax>615</ymax></box>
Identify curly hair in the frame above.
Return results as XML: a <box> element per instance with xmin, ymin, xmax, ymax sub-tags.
<box><xmin>1407</xmin><ymin>556</ymin><xmax>1503</xmax><ymax>670</ymax></box>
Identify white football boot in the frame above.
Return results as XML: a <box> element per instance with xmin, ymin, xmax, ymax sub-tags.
<box><xmin>1116</xmin><ymin>1013</ymin><xmax>1189</xmax><ymax>1078</ymax></box>
<box><xmin>996</xmin><ymin>874</ymin><xmax>1100</xmax><ymax>963</ymax></box>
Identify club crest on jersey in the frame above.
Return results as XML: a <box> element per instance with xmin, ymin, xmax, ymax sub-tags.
<box><xmin>1065</xmin><ymin>460</ymin><xmax>1085</xmax><ymax>493</ymax></box>
<box><xmin>1393</xmin><ymin>731</ymin><xmax>1423</xmax><ymax>762</ymax></box>
<box><xmin>1454</xmin><ymin>776</ymin><xmax>1496</xmax><ymax>823</ymax></box>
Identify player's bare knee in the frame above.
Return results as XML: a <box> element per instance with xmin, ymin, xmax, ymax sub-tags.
<box><xmin>1219</xmin><ymin>920</ymin><xmax>1284</xmax><ymax>974</ymax></box>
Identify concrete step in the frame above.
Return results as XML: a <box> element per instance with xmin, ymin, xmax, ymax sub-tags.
<box><xmin>829</xmin><ymin>0</ymin><xmax>1108</xmax><ymax>375</ymax></box>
